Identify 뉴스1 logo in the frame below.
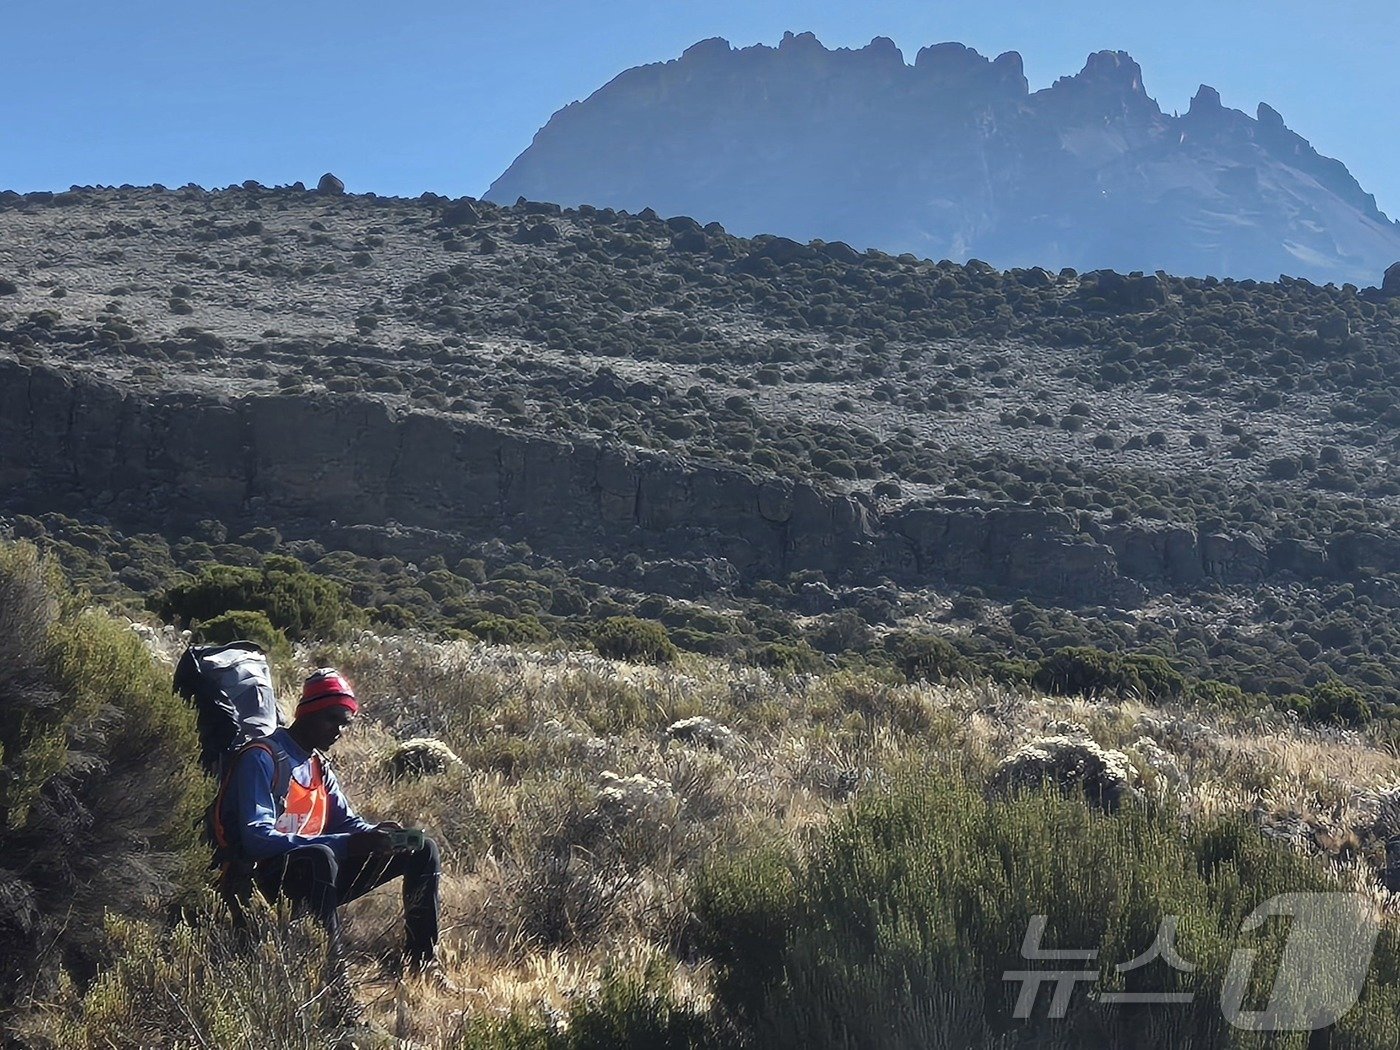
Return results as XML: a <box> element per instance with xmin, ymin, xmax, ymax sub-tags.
<box><xmin>1003</xmin><ymin>892</ymin><xmax>1379</xmax><ymax>1032</ymax></box>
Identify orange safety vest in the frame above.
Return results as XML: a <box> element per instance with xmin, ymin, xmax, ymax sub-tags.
<box><xmin>273</xmin><ymin>753</ymin><xmax>331</xmax><ymax>837</ymax></box>
<box><xmin>210</xmin><ymin>738</ymin><xmax>331</xmax><ymax>862</ymax></box>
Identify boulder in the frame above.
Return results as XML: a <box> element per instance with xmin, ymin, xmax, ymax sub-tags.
<box><xmin>1267</xmin><ymin>537</ymin><xmax>1328</xmax><ymax>579</ymax></box>
<box><xmin>669</xmin><ymin>228</ymin><xmax>708</xmax><ymax>253</ymax></box>
<box><xmin>1077</xmin><ymin>269</ymin><xmax>1167</xmax><ymax>309</ymax></box>
<box><xmin>1101</xmin><ymin>523</ymin><xmax>1201</xmax><ymax>585</ymax></box>
<box><xmin>665</xmin><ymin>716</ymin><xmax>735</xmax><ymax>750</ymax></box>
<box><xmin>439</xmin><ymin>200</ymin><xmax>480</xmax><ymax>228</ymax></box>
<box><xmin>514</xmin><ymin>221</ymin><xmax>561</xmax><ymax>245</ymax></box>
<box><xmin>1199</xmin><ymin>531</ymin><xmax>1268</xmax><ymax>582</ymax></box>
<box><xmin>382</xmin><ymin>737</ymin><xmax>463</xmax><ymax>780</ymax></box>
<box><xmin>818</xmin><ymin>240</ymin><xmax>862</xmax><ymax>264</ymax></box>
<box><xmin>597</xmin><ymin>770</ymin><xmax>673</xmax><ymax>817</ymax></box>
<box><xmin>315</xmin><ymin>172</ymin><xmax>345</xmax><ymax>195</ymax></box>
<box><xmin>1328</xmin><ymin>531</ymin><xmax>1400</xmax><ymax>575</ymax></box>
<box><xmin>1384</xmin><ymin>262</ymin><xmax>1400</xmax><ymax>298</ymax></box>
<box><xmin>988</xmin><ymin>734</ymin><xmax>1140</xmax><ymax>813</ymax></box>
<box><xmin>739</xmin><ymin>236</ymin><xmax>819</xmax><ymax>270</ymax></box>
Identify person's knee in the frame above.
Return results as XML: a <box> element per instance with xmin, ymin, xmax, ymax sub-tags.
<box><xmin>422</xmin><ymin>835</ymin><xmax>440</xmax><ymax>867</ymax></box>
<box><xmin>410</xmin><ymin>835</ymin><xmax>440</xmax><ymax>874</ymax></box>
<box><xmin>290</xmin><ymin>843</ymin><xmax>340</xmax><ymax>883</ymax></box>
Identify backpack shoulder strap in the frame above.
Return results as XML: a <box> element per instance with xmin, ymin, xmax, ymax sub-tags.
<box><xmin>247</xmin><ymin>737</ymin><xmax>293</xmax><ymax>807</ymax></box>
<box><xmin>315</xmin><ymin>748</ymin><xmax>335</xmax><ymax>784</ymax></box>
<box><xmin>213</xmin><ymin>738</ymin><xmax>294</xmax><ymax>840</ymax></box>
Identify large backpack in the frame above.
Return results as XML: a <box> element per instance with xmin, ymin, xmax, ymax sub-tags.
<box><xmin>207</xmin><ymin>737</ymin><xmax>293</xmax><ymax>869</ymax></box>
<box><xmin>174</xmin><ymin>641</ymin><xmax>282</xmax><ymax>776</ymax></box>
<box><xmin>175</xmin><ymin>641</ymin><xmax>292</xmax><ymax>884</ymax></box>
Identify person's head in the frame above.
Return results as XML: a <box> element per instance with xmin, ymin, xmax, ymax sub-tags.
<box><xmin>290</xmin><ymin>668</ymin><xmax>359</xmax><ymax>751</ymax></box>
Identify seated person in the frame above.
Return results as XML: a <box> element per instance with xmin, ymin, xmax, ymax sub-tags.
<box><xmin>217</xmin><ymin>668</ymin><xmax>441</xmax><ymax>973</ymax></box>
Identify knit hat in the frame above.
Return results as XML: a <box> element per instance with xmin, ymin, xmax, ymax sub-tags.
<box><xmin>297</xmin><ymin>668</ymin><xmax>359</xmax><ymax>718</ymax></box>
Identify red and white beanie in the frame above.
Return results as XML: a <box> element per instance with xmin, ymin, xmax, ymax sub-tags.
<box><xmin>297</xmin><ymin>668</ymin><xmax>359</xmax><ymax>718</ymax></box>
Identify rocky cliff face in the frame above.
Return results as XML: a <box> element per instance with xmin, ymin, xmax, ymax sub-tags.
<box><xmin>487</xmin><ymin>33</ymin><xmax>1400</xmax><ymax>286</ymax></box>
<box><xmin>5</xmin><ymin>358</ymin><xmax>1391</xmax><ymax>608</ymax></box>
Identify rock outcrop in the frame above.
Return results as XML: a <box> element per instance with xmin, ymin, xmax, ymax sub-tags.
<box><xmin>1384</xmin><ymin>262</ymin><xmax>1400</xmax><ymax>297</ymax></box>
<box><xmin>487</xmin><ymin>35</ymin><xmax>1400</xmax><ymax>286</ymax></box>
<box><xmin>1</xmin><ymin>359</ymin><xmax>1394</xmax><ymax>606</ymax></box>
<box><xmin>383</xmin><ymin>737</ymin><xmax>463</xmax><ymax>780</ymax></box>
<box><xmin>988</xmin><ymin>734</ymin><xmax>1141</xmax><ymax>813</ymax></box>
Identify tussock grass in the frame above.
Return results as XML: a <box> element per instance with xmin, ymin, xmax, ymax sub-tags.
<box><xmin>25</xmin><ymin>897</ymin><xmax>340</xmax><ymax>1050</ymax></box>
<box><xmin>17</xmin><ymin>622</ymin><xmax>1400</xmax><ymax>1045</ymax></box>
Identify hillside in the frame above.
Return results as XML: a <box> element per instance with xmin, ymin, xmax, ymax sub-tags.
<box><xmin>486</xmin><ymin>33</ymin><xmax>1400</xmax><ymax>286</ymax></box>
<box><xmin>1</xmin><ymin>182</ymin><xmax>1400</xmax><ymax>715</ymax></box>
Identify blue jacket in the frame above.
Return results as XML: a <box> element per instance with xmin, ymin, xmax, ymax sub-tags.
<box><xmin>223</xmin><ymin>727</ymin><xmax>374</xmax><ymax>864</ymax></box>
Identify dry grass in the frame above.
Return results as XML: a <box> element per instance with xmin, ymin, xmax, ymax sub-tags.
<box><xmin>273</xmin><ymin>632</ymin><xmax>1400</xmax><ymax>1039</ymax></box>
<box><xmin>35</xmin><ymin>627</ymin><xmax>1400</xmax><ymax>1046</ymax></box>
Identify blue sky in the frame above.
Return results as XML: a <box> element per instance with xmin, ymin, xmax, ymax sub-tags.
<box><xmin>3</xmin><ymin>1</ymin><xmax>1397</xmax><ymax>217</ymax></box>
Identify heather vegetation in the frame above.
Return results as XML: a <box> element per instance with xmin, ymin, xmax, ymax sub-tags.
<box><xmin>6</xmin><ymin>509</ymin><xmax>1400</xmax><ymax>727</ymax></box>
<box><xmin>0</xmin><ymin>543</ymin><xmax>201</xmax><ymax>1006</ymax></box>
<box><xmin>8</xmin><ymin>540</ymin><xmax>1400</xmax><ymax>1047</ymax></box>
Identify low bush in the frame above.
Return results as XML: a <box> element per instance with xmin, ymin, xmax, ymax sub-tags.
<box><xmin>884</xmin><ymin>632</ymin><xmax>968</xmax><ymax>683</ymax></box>
<box><xmin>195</xmin><ymin>608</ymin><xmax>290</xmax><ymax>660</ymax></box>
<box><xmin>693</xmin><ymin>770</ymin><xmax>1400</xmax><ymax>1048</ymax></box>
<box><xmin>742</xmin><ymin>641</ymin><xmax>824</xmax><ymax>674</ymax></box>
<box><xmin>0</xmin><ymin>542</ymin><xmax>202</xmax><ymax>1005</ymax></box>
<box><xmin>154</xmin><ymin>555</ymin><xmax>357</xmax><ymax>639</ymax></box>
<box><xmin>592</xmin><ymin>616</ymin><xmax>677</xmax><ymax>664</ymax></box>
<box><xmin>459</xmin><ymin>957</ymin><xmax>711</xmax><ymax>1049</ymax></box>
<box><xmin>468</xmin><ymin>613</ymin><xmax>551</xmax><ymax>645</ymax></box>
<box><xmin>23</xmin><ymin>899</ymin><xmax>338</xmax><ymax>1049</ymax></box>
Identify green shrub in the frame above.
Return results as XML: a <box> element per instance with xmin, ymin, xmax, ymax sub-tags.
<box><xmin>742</xmin><ymin>642</ymin><xmax>824</xmax><ymax>674</ymax></box>
<box><xmin>693</xmin><ymin>771</ymin><xmax>1400</xmax><ymax>1048</ymax></box>
<box><xmin>155</xmin><ymin>555</ymin><xmax>356</xmax><ymax>639</ymax></box>
<box><xmin>884</xmin><ymin>632</ymin><xmax>968</xmax><ymax>683</ymax></box>
<box><xmin>1186</xmin><ymin>679</ymin><xmax>1250</xmax><ymax>711</ymax></box>
<box><xmin>469</xmin><ymin>614</ymin><xmax>551</xmax><ymax>646</ymax></box>
<box><xmin>459</xmin><ymin>957</ymin><xmax>712</xmax><ymax>1049</ymax></box>
<box><xmin>805</xmin><ymin>610</ymin><xmax>872</xmax><ymax>654</ymax></box>
<box><xmin>1307</xmin><ymin>679</ymin><xmax>1373</xmax><ymax>726</ymax></box>
<box><xmin>1121</xmin><ymin>653</ymin><xmax>1186</xmax><ymax>702</ymax></box>
<box><xmin>1033</xmin><ymin>646</ymin><xmax>1136</xmax><ymax>698</ymax></box>
<box><xmin>592</xmin><ymin>616</ymin><xmax>677</xmax><ymax>664</ymax></box>
<box><xmin>0</xmin><ymin>542</ymin><xmax>202</xmax><ymax>1004</ymax></box>
<box><xmin>24</xmin><ymin>899</ymin><xmax>337</xmax><ymax>1048</ymax></box>
<box><xmin>195</xmin><ymin>608</ymin><xmax>290</xmax><ymax>661</ymax></box>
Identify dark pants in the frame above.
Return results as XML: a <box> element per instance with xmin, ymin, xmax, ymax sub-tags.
<box><xmin>252</xmin><ymin>837</ymin><xmax>441</xmax><ymax>965</ymax></box>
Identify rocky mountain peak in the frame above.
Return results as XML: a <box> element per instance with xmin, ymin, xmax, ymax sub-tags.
<box><xmin>680</xmin><ymin>36</ymin><xmax>732</xmax><ymax>64</ymax></box>
<box><xmin>778</xmin><ymin>29</ymin><xmax>821</xmax><ymax>52</ymax></box>
<box><xmin>487</xmin><ymin>34</ymin><xmax>1400</xmax><ymax>284</ymax></box>
<box><xmin>1189</xmin><ymin>84</ymin><xmax>1223</xmax><ymax>113</ymax></box>
<box><xmin>1256</xmin><ymin>101</ymin><xmax>1287</xmax><ymax>132</ymax></box>
<box><xmin>912</xmin><ymin>42</ymin><xmax>1029</xmax><ymax>97</ymax></box>
<box><xmin>1037</xmin><ymin>48</ymin><xmax>1163</xmax><ymax>126</ymax></box>
<box><xmin>1077</xmin><ymin>49</ymin><xmax>1148</xmax><ymax>93</ymax></box>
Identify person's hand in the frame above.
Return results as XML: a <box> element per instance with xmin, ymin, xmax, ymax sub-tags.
<box><xmin>347</xmin><ymin>829</ymin><xmax>394</xmax><ymax>856</ymax></box>
<box><xmin>373</xmin><ymin>820</ymin><xmax>404</xmax><ymax>833</ymax></box>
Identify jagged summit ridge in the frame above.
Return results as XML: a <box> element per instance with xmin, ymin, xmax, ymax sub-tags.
<box><xmin>487</xmin><ymin>34</ymin><xmax>1400</xmax><ymax>284</ymax></box>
